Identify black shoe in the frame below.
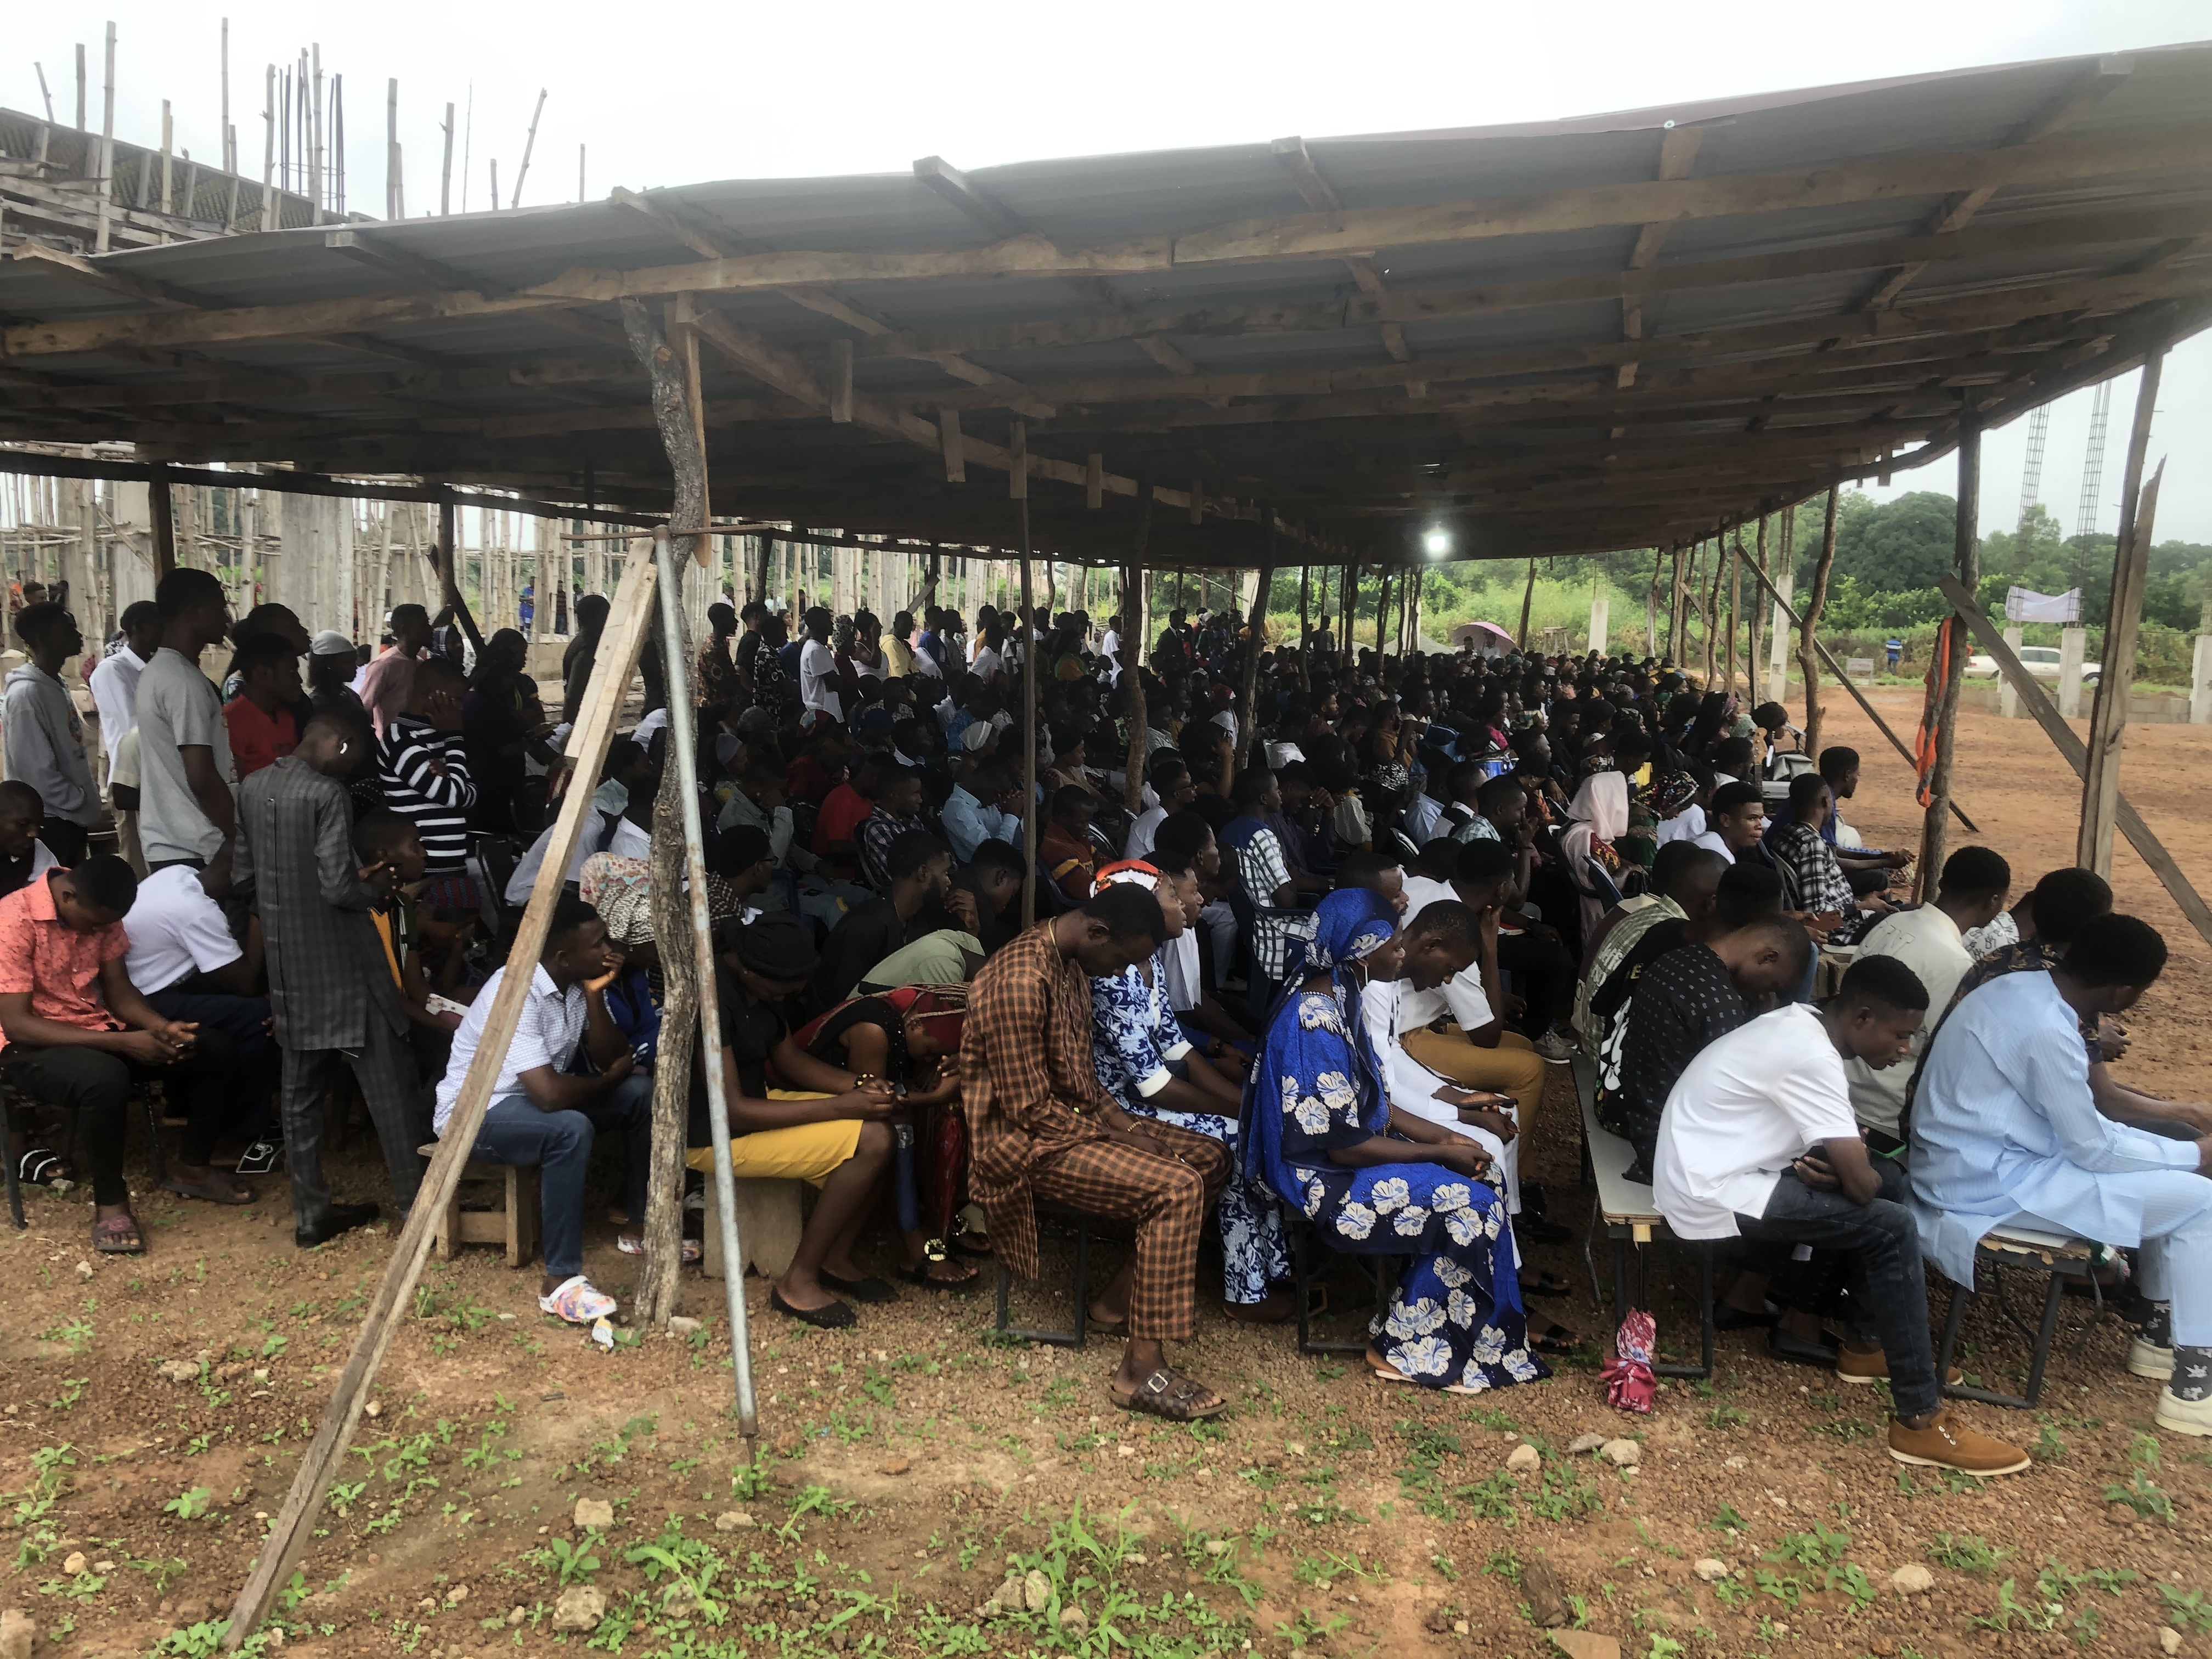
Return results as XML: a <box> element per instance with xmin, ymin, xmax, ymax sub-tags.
<box><xmin>1517</xmin><ymin>1216</ymin><xmax>1574</xmax><ymax>1245</ymax></box>
<box><xmin>296</xmin><ymin>1201</ymin><xmax>381</xmax><ymax>1249</ymax></box>
<box><xmin>1766</xmin><ymin>1325</ymin><xmax>1842</xmax><ymax>1367</ymax></box>
<box><xmin>1714</xmin><ymin>1301</ymin><xmax>1780</xmax><ymax>1332</ymax></box>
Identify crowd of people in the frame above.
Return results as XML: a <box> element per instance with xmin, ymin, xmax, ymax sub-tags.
<box><xmin>2</xmin><ymin>571</ymin><xmax>2206</xmax><ymax>1464</ymax></box>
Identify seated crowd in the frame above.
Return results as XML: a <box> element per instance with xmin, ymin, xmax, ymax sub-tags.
<box><xmin>3</xmin><ymin>577</ymin><xmax>2204</xmax><ymax>1459</ymax></box>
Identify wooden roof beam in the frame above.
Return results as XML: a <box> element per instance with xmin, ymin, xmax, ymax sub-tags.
<box><xmin>9</xmin><ymin>241</ymin><xmax>218</xmax><ymax>310</ymax></box>
<box><xmin>911</xmin><ymin>156</ymin><xmax>1026</xmax><ymax>240</ymax></box>
<box><xmin>1617</xmin><ymin>124</ymin><xmax>1707</xmax><ymax>394</ymax></box>
<box><xmin>323</xmin><ymin>229</ymin><xmax>512</xmax><ymax>298</ymax></box>
<box><xmin>1865</xmin><ymin>57</ymin><xmax>2135</xmax><ymax>310</ymax></box>
<box><xmin>1272</xmin><ymin>136</ymin><xmax>1419</xmax><ymax>377</ymax></box>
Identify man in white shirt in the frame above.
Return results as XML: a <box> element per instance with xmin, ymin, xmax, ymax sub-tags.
<box><xmin>435</xmin><ymin>895</ymin><xmax>651</xmax><ymax>1325</ymax></box>
<box><xmin>88</xmin><ymin>602</ymin><xmax>163</xmax><ymax>787</ymax></box>
<box><xmin>122</xmin><ymin>863</ymin><xmax>281</xmax><ymax>1172</ymax></box>
<box><xmin>1654</xmin><ymin>956</ymin><xmax>2030</xmax><ymax>1476</ymax></box>
<box><xmin>136</xmin><ymin>569</ymin><xmax>240</xmax><ymax>884</ymax></box>
<box><xmin>1843</xmin><ymin>845</ymin><xmax>2009</xmax><ymax>1145</ymax></box>
<box><xmin>798</xmin><ymin>606</ymin><xmax>843</xmax><ymax>722</ymax></box>
<box><xmin>1690</xmin><ymin>781</ymin><xmax>1767</xmax><ymax>865</ymax></box>
<box><xmin>1124</xmin><ymin>758</ymin><xmax>1194</xmax><ymax>861</ymax></box>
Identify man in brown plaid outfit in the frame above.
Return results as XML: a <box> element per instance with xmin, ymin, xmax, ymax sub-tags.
<box><xmin>963</xmin><ymin>883</ymin><xmax>1234</xmax><ymax>1420</ymax></box>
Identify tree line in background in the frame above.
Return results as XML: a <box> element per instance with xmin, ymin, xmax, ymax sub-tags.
<box><xmin>1255</xmin><ymin>490</ymin><xmax>2212</xmax><ymax>687</ymax></box>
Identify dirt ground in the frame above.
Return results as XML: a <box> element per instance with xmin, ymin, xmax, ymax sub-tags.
<box><xmin>5</xmin><ymin>687</ymin><xmax>2212</xmax><ymax>1659</ymax></box>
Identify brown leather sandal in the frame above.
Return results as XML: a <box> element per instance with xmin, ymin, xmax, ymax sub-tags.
<box><xmin>1109</xmin><ymin>1368</ymin><xmax>1230</xmax><ymax>1422</ymax></box>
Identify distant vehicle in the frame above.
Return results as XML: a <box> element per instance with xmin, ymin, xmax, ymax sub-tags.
<box><xmin>1963</xmin><ymin>644</ymin><xmax>2101</xmax><ymax>685</ymax></box>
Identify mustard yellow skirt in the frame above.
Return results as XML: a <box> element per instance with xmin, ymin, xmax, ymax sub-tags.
<box><xmin>685</xmin><ymin>1091</ymin><xmax>861</xmax><ymax>1188</ymax></box>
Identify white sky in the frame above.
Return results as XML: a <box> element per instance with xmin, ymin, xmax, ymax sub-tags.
<box><xmin>13</xmin><ymin>1</ymin><xmax>2211</xmax><ymax>542</ymax></box>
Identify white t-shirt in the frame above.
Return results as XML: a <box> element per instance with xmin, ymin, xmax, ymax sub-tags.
<box><xmin>1161</xmin><ymin>928</ymin><xmax>1202</xmax><ymax>1013</ymax></box>
<box><xmin>1689</xmin><ymin>830</ymin><xmax>1735</xmax><ymax>864</ymax></box>
<box><xmin>633</xmin><ymin>708</ymin><xmax>670</xmax><ymax>747</ymax></box>
<box><xmin>1652</xmin><ymin>1003</ymin><xmax>1859</xmax><ymax>1240</ymax></box>
<box><xmin>87</xmin><ymin>646</ymin><xmax>148</xmax><ymax>785</ymax></box>
<box><xmin>434</xmin><ymin>963</ymin><xmax>589</xmax><ymax>1133</ymax></box>
<box><xmin>799</xmin><ymin>639</ymin><xmax>843</xmax><ymax>721</ymax></box>
<box><xmin>1656</xmin><ymin>804</ymin><xmax>1706</xmax><ymax>847</ymax></box>
<box><xmin>1359</xmin><ymin>975</ymin><xmax>1521</xmax><ymax>1210</ymax></box>
<box><xmin>122</xmin><ymin>865</ymin><xmax>242</xmax><ymax>994</ymax></box>
<box><xmin>1125</xmin><ymin>804</ymin><xmax>1167</xmax><ymax>861</ymax></box>
<box><xmin>505</xmin><ymin>814</ymin><xmax>652</xmax><ymax>904</ymax></box>
<box><xmin>970</xmin><ymin>646</ymin><xmax>1003</xmax><ymax>685</ymax></box>
<box><xmin>136</xmin><ymin>647</ymin><xmax>238</xmax><ymax>865</ymax></box>
<box><xmin>1842</xmin><ymin>904</ymin><xmax>1968</xmax><ymax>1135</ymax></box>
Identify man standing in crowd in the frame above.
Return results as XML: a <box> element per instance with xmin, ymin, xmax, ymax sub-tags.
<box><xmin>137</xmin><ymin>569</ymin><xmax>239</xmax><ymax>885</ymax></box>
<box><xmin>378</xmin><ymin>656</ymin><xmax>477</xmax><ymax>890</ymax></box>
<box><xmin>3</xmin><ymin>601</ymin><xmax>98</xmax><ymax>865</ymax></box>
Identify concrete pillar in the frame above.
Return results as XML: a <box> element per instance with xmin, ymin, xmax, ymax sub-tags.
<box><xmin>2000</xmin><ymin>625</ymin><xmax>2023</xmax><ymax>719</ymax></box>
<box><xmin>1588</xmin><ymin>594</ymin><xmax>1610</xmax><ymax>658</ymax></box>
<box><xmin>1767</xmin><ymin>564</ymin><xmax>1795</xmax><ymax>702</ymax></box>
<box><xmin>2058</xmin><ymin>625</ymin><xmax>2086</xmax><ymax>720</ymax></box>
<box><xmin>2192</xmin><ymin>634</ymin><xmax>2212</xmax><ymax>725</ymax></box>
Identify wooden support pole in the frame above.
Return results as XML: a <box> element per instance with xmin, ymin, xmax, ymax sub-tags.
<box><xmin>1236</xmin><ymin>515</ymin><xmax>1276</xmax><ymax>775</ymax></box>
<box><xmin>1297</xmin><ymin>560</ymin><xmax>1312</xmax><ymax>691</ymax></box>
<box><xmin>1939</xmin><ymin>574</ymin><xmax>2212</xmax><ymax>949</ymax></box>
<box><xmin>939</xmin><ymin>410</ymin><xmax>965</xmax><ymax>483</ymax></box>
<box><xmin>1743</xmin><ymin>542</ymin><xmax>1975</xmax><ymax>832</ymax></box>
<box><xmin>221</xmin><ymin>543</ymin><xmax>660</xmax><ymax>1651</ymax></box>
<box><xmin>1918</xmin><ymin>410</ymin><xmax>1981</xmax><ymax>890</ymax></box>
<box><xmin>828</xmin><ymin>338</ymin><xmax>854</xmax><ymax>424</ymax></box>
<box><xmin>1800</xmin><ymin>490</ymin><xmax>1839</xmax><ymax>757</ymax></box>
<box><xmin>1725</xmin><ymin>528</ymin><xmax>1742</xmax><ymax>697</ymax></box>
<box><xmin>147</xmin><ymin>463</ymin><xmax>177</xmax><ymax>578</ymax></box>
<box><xmin>1018</xmin><ymin>487</ymin><xmax>1039</xmax><ymax>928</ymax></box>
<box><xmin>2078</xmin><ymin>352</ymin><xmax>2168</xmax><ymax>877</ymax></box>
<box><xmin>1086</xmin><ymin>453</ymin><xmax>1104</xmax><ymax>511</ymax></box>
<box><xmin>1377</xmin><ymin>570</ymin><xmax>1393</xmax><ymax>656</ymax></box>
<box><xmin>1515</xmin><ymin>558</ymin><xmax>1536</xmax><ymax>652</ymax></box>
<box><xmin>1120</xmin><ymin>460</ymin><xmax>1153</xmax><ymax>814</ymax></box>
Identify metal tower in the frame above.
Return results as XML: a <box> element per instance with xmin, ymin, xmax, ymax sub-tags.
<box><xmin>2074</xmin><ymin>379</ymin><xmax>2113</xmax><ymax>540</ymax></box>
<box><xmin>2017</xmin><ymin>403</ymin><xmax>2051</xmax><ymax>537</ymax></box>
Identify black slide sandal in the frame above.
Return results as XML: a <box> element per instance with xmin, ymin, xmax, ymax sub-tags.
<box><xmin>770</xmin><ymin>1288</ymin><xmax>857</xmax><ymax>1329</ymax></box>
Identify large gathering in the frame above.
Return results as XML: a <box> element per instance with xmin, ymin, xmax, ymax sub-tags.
<box><xmin>4</xmin><ymin>24</ymin><xmax>2210</xmax><ymax>1656</ymax></box>
<box><xmin>7</xmin><ymin>575</ymin><xmax>2208</xmax><ymax>1481</ymax></box>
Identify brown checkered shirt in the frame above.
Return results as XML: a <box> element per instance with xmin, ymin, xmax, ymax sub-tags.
<box><xmin>960</xmin><ymin>919</ymin><xmax>1117</xmax><ymax>1278</ymax></box>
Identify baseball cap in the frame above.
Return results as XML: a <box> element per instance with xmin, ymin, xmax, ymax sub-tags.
<box><xmin>310</xmin><ymin>630</ymin><xmax>356</xmax><ymax>657</ymax></box>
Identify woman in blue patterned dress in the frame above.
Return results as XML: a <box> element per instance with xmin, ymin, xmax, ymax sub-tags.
<box><xmin>1246</xmin><ymin>887</ymin><xmax>1549</xmax><ymax>1392</ymax></box>
<box><xmin>1090</xmin><ymin>861</ymin><xmax>1292</xmax><ymax>1320</ymax></box>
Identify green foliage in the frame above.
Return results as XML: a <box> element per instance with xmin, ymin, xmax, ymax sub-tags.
<box><xmin>163</xmin><ymin>1486</ymin><xmax>212</xmax><ymax>1521</ymax></box>
<box><xmin>2160</xmin><ymin>1585</ymin><xmax>2212</xmax><ymax>1634</ymax></box>
<box><xmin>1926</xmin><ymin>1533</ymin><xmax>2009</xmax><ymax>1573</ymax></box>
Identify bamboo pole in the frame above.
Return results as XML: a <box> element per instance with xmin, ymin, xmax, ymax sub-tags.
<box><xmin>221</xmin><ymin>545</ymin><xmax>660</xmax><ymax>1651</ymax></box>
<box><xmin>1918</xmin><ymin>411</ymin><xmax>1982</xmax><ymax>891</ymax></box>
<box><xmin>1120</xmin><ymin>462</ymin><xmax>1154</xmax><ymax>814</ymax></box>
<box><xmin>1725</xmin><ymin>528</ymin><xmax>1741</xmax><ymax>697</ymax></box>
<box><xmin>511</xmin><ymin>89</ymin><xmax>546</xmax><ymax>207</ymax></box>
<box><xmin>1800</xmin><ymin>491</ymin><xmax>1839</xmax><ymax>757</ymax></box>
<box><xmin>95</xmin><ymin>23</ymin><xmax>115</xmax><ymax>252</ymax></box>
<box><xmin>1515</xmin><ymin>559</ymin><xmax>1536</xmax><ymax>652</ymax></box>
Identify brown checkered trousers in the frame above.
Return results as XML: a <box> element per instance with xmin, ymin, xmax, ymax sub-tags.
<box><xmin>962</xmin><ymin>921</ymin><xmax>1230</xmax><ymax>1341</ymax></box>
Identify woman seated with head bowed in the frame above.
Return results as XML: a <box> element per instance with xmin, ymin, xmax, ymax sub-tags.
<box><xmin>1245</xmin><ymin>887</ymin><xmax>1550</xmax><ymax>1393</ymax></box>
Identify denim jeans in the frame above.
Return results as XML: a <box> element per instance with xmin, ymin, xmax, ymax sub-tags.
<box><xmin>462</xmin><ymin>1074</ymin><xmax>654</xmax><ymax>1278</ymax></box>
<box><xmin>1735</xmin><ymin>1159</ymin><xmax>1939</xmax><ymax>1418</ymax></box>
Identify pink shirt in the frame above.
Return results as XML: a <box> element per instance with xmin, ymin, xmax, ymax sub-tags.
<box><xmin>358</xmin><ymin>647</ymin><xmax>423</xmax><ymax>737</ymax></box>
<box><xmin>0</xmin><ymin>871</ymin><xmax>129</xmax><ymax>1051</ymax></box>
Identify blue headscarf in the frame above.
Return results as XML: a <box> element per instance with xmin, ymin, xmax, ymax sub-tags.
<box><xmin>1241</xmin><ymin>887</ymin><xmax>1400</xmax><ymax>1204</ymax></box>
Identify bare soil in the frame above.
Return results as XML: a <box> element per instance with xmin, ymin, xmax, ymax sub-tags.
<box><xmin>4</xmin><ymin>686</ymin><xmax>2210</xmax><ymax>1659</ymax></box>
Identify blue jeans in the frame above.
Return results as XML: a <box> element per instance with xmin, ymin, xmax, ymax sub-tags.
<box><xmin>464</xmin><ymin>1074</ymin><xmax>654</xmax><ymax>1278</ymax></box>
<box><xmin>1735</xmin><ymin>1160</ymin><xmax>1939</xmax><ymax>1417</ymax></box>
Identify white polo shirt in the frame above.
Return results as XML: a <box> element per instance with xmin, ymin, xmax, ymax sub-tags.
<box><xmin>434</xmin><ymin>962</ymin><xmax>587</xmax><ymax>1133</ymax></box>
<box><xmin>122</xmin><ymin>865</ymin><xmax>242</xmax><ymax>994</ymax></box>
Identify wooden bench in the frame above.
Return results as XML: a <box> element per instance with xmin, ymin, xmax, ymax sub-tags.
<box><xmin>699</xmin><ymin>1176</ymin><xmax>805</xmax><ymax>1282</ymax></box>
<box><xmin>420</xmin><ymin>1145</ymin><xmax>539</xmax><ymax>1268</ymax></box>
<box><xmin>1572</xmin><ymin>1054</ymin><xmax>1714</xmax><ymax>1378</ymax></box>
<box><xmin>1933</xmin><ymin>1220</ymin><xmax>2097</xmax><ymax>1410</ymax></box>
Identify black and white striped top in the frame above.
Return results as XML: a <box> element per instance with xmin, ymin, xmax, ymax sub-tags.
<box><xmin>377</xmin><ymin>715</ymin><xmax>477</xmax><ymax>875</ymax></box>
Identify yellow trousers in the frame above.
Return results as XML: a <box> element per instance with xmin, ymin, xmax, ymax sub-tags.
<box><xmin>1400</xmin><ymin>1026</ymin><xmax>1548</xmax><ymax>1129</ymax></box>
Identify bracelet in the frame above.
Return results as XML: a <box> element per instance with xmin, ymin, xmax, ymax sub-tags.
<box><xmin>853</xmin><ymin>1073</ymin><xmax>880</xmax><ymax>1086</ymax></box>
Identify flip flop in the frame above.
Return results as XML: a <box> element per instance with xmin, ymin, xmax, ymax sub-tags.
<box><xmin>897</xmin><ymin>1261</ymin><xmax>980</xmax><ymax>1293</ymax></box>
<box><xmin>1367</xmin><ymin>1352</ymin><xmax>1488</xmax><ymax>1394</ymax></box>
<box><xmin>92</xmin><ymin>1211</ymin><xmax>144</xmax><ymax>1254</ymax></box>
<box><xmin>160</xmin><ymin>1173</ymin><xmax>256</xmax><ymax>1206</ymax></box>
<box><xmin>1528</xmin><ymin>1322</ymin><xmax>1581</xmax><ymax>1356</ymax></box>
<box><xmin>819</xmin><ymin>1271</ymin><xmax>898</xmax><ymax>1304</ymax></box>
<box><xmin>770</xmin><ymin>1287</ymin><xmax>856</xmax><ymax>1329</ymax></box>
<box><xmin>17</xmin><ymin>1148</ymin><xmax>67</xmax><ymax>1187</ymax></box>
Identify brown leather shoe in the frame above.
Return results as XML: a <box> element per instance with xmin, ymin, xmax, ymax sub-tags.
<box><xmin>1887</xmin><ymin>1410</ymin><xmax>2030</xmax><ymax>1476</ymax></box>
<box><xmin>1836</xmin><ymin>1345</ymin><xmax>1963</xmax><ymax>1388</ymax></box>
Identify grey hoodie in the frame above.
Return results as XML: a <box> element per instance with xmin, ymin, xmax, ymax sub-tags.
<box><xmin>2</xmin><ymin>663</ymin><xmax>97</xmax><ymax>825</ymax></box>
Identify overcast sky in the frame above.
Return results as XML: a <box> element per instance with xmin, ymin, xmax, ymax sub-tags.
<box><xmin>14</xmin><ymin>1</ymin><xmax>2210</xmax><ymax>543</ymax></box>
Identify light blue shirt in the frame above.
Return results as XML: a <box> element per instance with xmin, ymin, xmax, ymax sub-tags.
<box><xmin>1910</xmin><ymin>970</ymin><xmax>2198</xmax><ymax>1284</ymax></box>
<box><xmin>941</xmin><ymin>783</ymin><xmax>1014</xmax><ymax>863</ymax></box>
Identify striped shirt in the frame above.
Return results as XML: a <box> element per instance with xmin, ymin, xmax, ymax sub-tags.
<box><xmin>378</xmin><ymin>714</ymin><xmax>477</xmax><ymax>874</ymax></box>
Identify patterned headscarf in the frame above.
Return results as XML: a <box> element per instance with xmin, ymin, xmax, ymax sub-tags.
<box><xmin>1091</xmin><ymin>858</ymin><xmax>1161</xmax><ymax>895</ymax></box>
<box><xmin>580</xmin><ymin>853</ymin><xmax>654</xmax><ymax>946</ymax></box>
<box><xmin>1650</xmin><ymin>770</ymin><xmax>1699</xmax><ymax>818</ymax></box>
<box><xmin>1297</xmin><ymin>885</ymin><xmax>1400</xmax><ymax>975</ymax></box>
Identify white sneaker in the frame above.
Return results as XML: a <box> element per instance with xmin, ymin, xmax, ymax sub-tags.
<box><xmin>2128</xmin><ymin>1335</ymin><xmax>2174</xmax><ymax>1379</ymax></box>
<box><xmin>2154</xmin><ymin>1387</ymin><xmax>2212</xmax><ymax>1437</ymax></box>
<box><xmin>1533</xmin><ymin>1030</ymin><xmax>1576</xmax><ymax>1064</ymax></box>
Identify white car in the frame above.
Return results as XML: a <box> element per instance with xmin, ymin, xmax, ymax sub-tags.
<box><xmin>1963</xmin><ymin>644</ymin><xmax>2101</xmax><ymax>685</ymax></box>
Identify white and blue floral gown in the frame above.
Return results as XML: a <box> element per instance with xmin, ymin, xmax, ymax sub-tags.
<box><xmin>1245</xmin><ymin>891</ymin><xmax>1547</xmax><ymax>1391</ymax></box>
<box><xmin>1093</xmin><ymin>953</ymin><xmax>1289</xmax><ymax>1306</ymax></box>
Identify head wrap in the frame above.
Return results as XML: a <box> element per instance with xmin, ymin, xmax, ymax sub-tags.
<box><xmin>1650</xmin><ymin>771</ymin><xmax>1699</xmax><ymax>817</ymax></box>
<box><xmin>579</xmin><ymin>853</ymin><xmax>654</xmax><ymax>946</ymax></box>
<box><xmin>1091</xmin><ymin>858</ymin><xmax>1160</xmax><ymax>896</ymax></box>
<box><xmin>961</xmin><ymin>721</ymin><xmax>998</xmax><ymax>753</ymax></box>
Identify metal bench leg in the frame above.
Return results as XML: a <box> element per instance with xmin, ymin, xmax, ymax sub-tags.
<box><xmin>2</xmin><ymin>1099</ymin><xmax>23</xmax><ymax>1229</ymax></box>
<box><xmin>1611</xmin><ymin>1232</ymin><xmax>1631</xmax><ymax>1324</ymax></box>
<box><xmin>2020</xmin><ymin>1267</ymin><xmax>2069</xmax><ymax>1408</ymax></box>
<box><xmin>1935</xmin><ymin>1279</ymin><xmax>1972</xmax><ymax>1401</ymax></box>
<box><xmin>1695</xmin><ymin>1244</ymin><xmax>1715</xmax><ymax>1378</ymax></box>
<box><xmin>1579</xmin><ymin>1197</ymin><xmax>1605</xmax><ymax>1311</ymax></box>
<box><xmin>994</xmin><ymin>1225</ymin><xmax>1089</xmax><ymax>1348</ymax></box>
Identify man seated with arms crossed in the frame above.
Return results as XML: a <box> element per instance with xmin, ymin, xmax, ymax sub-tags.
<box><xmin>965</xmin><ymin>883</ymin><xmax>1233</xmax><ymax>1421</ymax></box>
<box><xmin>1912</xmin><ymin>913</ymin><xmax>2212</xmax><ymax>1436</ymax></box>
<box><xmin>1842</xmin><ymin>846</ymin><xmax>2010</xmax><ymax>1158</ymax></box>
<box><xmin>434</xmin><ymin>895</ymin><xmax>654</xmax><ymax>1325</ymax></box>
<box><xmin>1655</xmin><ymin>955</ymin><xmax>2031</xmax><ymax>1475</ymax></box>
<box><xmin>0</xmin><ymin>855</ymin><xmax>250</xmax><ymax>1253</ymax></box>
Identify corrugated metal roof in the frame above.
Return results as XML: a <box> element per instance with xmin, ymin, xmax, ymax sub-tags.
<box><xmin>3</xmin><ymin>40</ymin><xmax>2210</xmax><ymax>566</ymax></box>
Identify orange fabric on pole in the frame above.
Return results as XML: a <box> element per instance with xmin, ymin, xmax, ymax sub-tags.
<box><xmin>1911</xmin><ymin>619</ymin><xmax>1955</xmax><ymax>808</ymax></box>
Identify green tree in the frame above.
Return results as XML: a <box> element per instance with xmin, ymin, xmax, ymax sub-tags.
<box><xmin>1827</xmin><ymin>491</ymin><xmax>1958</xmax><ymax>590</ymax></box>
